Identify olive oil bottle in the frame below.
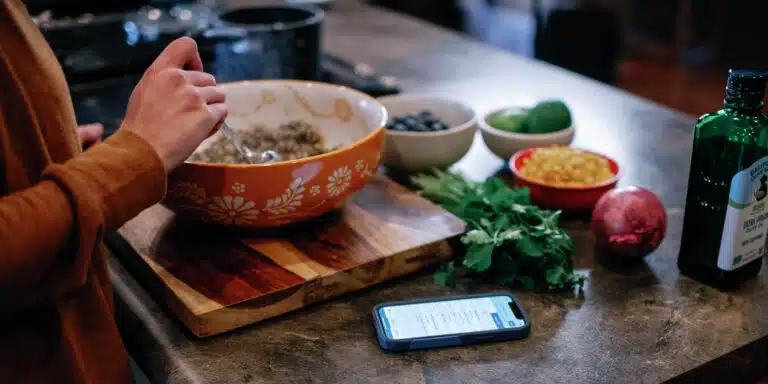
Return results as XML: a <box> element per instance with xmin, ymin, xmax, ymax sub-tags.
<box><xmin>678</xmin><ymin>69</ymin><xmax>768</xmax><ymax>289</ymax></box>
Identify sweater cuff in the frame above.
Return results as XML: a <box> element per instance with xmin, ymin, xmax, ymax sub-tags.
<box><xmin>42</xmin><ymin>130</ymin><xmax>166</xmax><ymax>232</ymax></box>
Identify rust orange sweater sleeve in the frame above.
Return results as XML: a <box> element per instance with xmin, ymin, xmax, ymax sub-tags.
<box><xmin>0</xmin><ymin>129</ymin><xmax>166</xmax><ymax>310</ymax></box>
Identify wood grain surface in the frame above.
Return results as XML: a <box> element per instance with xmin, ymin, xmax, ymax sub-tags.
<box><xmin>116</xmin><ymin>176</ymin><xmax>465</xmax><ymax>337</ymax></box>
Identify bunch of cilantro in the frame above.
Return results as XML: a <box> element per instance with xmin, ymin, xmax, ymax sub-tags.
<box><xmin>412</xmin><ymin>170</ymin><xmax>586</xmax><ymax>291</ymax></box>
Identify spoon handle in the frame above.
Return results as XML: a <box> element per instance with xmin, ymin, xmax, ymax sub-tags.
<box><xmin>219</xmin><ymin>122</ymin><xmax>257</xmax><ymax>164</ymax></box>
<box><xmin>218</xmin><ymin>122</ymin><xmax>281</xmax><ymax>164</ymax></box>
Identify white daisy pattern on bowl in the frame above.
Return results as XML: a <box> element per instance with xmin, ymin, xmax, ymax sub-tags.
<box><xmin>232</xmin><ymin>182</ymin><xmax>246</xmax><ymax>195</ymax></box>
<box><xmin>207</xmin><ymin>195</ymin><xmax>260</xmax><ymax>225</ymax></box>
<box><xmin>310</xmin><ymin>185</ymin><xmax>321</xmax><ymax>196</ymax></box>
<box><xmin>355</xmin><ymin>159</ymin><xmax>375</xmax><ymax>178</ymax></box>
<box><xmin>327</xmin><ymin>166</ymin><xmax>352</xmax><ymax>197</ymax></box>
<box><xmin>265</xmin><ymin>177</ymin><xmax>305</xmax><ymax>215</ymax></box>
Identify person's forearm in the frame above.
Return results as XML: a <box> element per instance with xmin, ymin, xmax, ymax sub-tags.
<box><xmin>0</xmin><ymin>179</ymin><xmax>84</xmax><ymax>309</ymax></box>
<box><xmin>0</xmin><ymin>130</ymin><xmax>165</xmax><ymax>313</ymax></box>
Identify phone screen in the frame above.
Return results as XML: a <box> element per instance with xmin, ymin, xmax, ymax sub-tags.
<box><xmin>377</xmin><ymin>296</ymin><xmax>525</xmax><ymax>340</ymax></box>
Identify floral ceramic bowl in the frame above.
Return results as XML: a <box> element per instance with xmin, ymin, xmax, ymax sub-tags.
<box><xmin>164</xmin><ymin>80</ymin><xmax>387</xmax><ymax>228</ymax></box>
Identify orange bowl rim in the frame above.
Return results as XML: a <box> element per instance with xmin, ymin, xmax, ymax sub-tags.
<box><xmin>509</xmin><ymin>146</ymin><xmax>622</xmax><ymax>191</ymax></box>
<box><xmin>183</xmin><ymin>79</ymin><xmax>388</xmax><ymax>169</ymax></box>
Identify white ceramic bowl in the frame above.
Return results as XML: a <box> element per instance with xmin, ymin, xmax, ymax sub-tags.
<box><xmin>377</xmin><ymin>94</ymin><xmax>477</xmax><ymax>172</ymax></box>
<box><xmin>479</xmin><ymin>106</ymin><xmax>575</xmax><ymax>160</ymax></box>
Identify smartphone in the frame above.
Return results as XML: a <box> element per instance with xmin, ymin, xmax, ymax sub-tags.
<box><xmin>372</xmin><ymin>293</ymin><xmax>530</xmax><ymax>352</ymax></box>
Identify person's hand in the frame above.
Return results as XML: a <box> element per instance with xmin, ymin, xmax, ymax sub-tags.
<box><xmin>120</xmin><ymin>37</ymin><xmax>227</xmax><ymax>172</ymax></box>
<box><xmin>76</xmin><ymin>123</ymin><xmax>103</xmax><ymax>150</ymax></box>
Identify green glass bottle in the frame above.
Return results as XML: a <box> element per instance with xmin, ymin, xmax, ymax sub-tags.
<box><xmin>678</xmin><ymin>69</ymin><xmax>768</xmax><ymax>290</ymax></box>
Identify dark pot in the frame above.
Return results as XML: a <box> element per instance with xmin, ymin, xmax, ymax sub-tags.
<box><xmin>200</xmin><ymin>5</ymin><xmax>324</xmax><ymax>82</ymax></box>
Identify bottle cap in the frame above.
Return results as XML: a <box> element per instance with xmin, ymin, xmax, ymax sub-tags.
<box><xmin>726</xmin><ymin>69</ymin><xmax>768</xmax><ymax>108</ymax></box>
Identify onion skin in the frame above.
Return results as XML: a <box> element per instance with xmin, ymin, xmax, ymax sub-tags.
<box><xmin>590</xmin><ymin>186</ymin><xmax>667</xmax><ymax>263</ymax></box>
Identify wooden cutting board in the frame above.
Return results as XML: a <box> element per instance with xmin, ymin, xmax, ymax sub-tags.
<box><xmin>110</xmin><ymin>176</ymin><xmax>466</xmax><ymax>337</ymax></box>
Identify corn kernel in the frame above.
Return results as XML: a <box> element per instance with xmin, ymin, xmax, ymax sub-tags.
<box><xmin>518</xmin><ymin>146</ymin><xmax>614</xmax><ymax>187</ymax></box>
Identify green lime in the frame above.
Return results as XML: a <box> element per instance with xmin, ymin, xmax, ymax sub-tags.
<box><xmin>490</xmin><ymin>111</ymin><xmax>528</xmax><ymax>133</ymax></box>
<box><xmin>526</xmin><ymin>100</ymin><xmax>572</xmax><ymax>134</ymax></box>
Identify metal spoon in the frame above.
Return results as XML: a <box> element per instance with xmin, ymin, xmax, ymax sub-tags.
<box><xmin>219</xmin><ymin>122</ymin><xmax>280</xmax><ymax>164</ymax></box>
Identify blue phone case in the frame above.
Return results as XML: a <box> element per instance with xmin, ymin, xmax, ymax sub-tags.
<box><xmin>371</xmin><ymin>293</ymin><xmax>531</xmax><ymax>352</ymax></box>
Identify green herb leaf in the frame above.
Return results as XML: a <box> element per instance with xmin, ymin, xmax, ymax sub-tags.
<box><xmin>412</xmin><ymin>170</ymin><xmax>586</xmax><ymax>292</ymax></box>
<box><xmin>434</xmin><ymin>262</ymin><xmax>456</xmax><ymax>287</ymax></box>
<box><xmin>516</xmin><ymin>237</ymin><xmax>544</xmax><ymax>257</ymax></box>
<box><xmin>545</xmin><ymin>265</ymin><xmax>566</xmax><ymax>287</ymax></box>
<box><xmin>462</xmin><ymin>229</ymin><xmax>493</xmax><ymax>245</ymax></box>
<box><xmin>463</xmin><ymin>243</ymin><xmax>495</xmax><ymax>272</ymax></box>
<box><xmin>498</xmin><ymin>227</ymin><xmax>523</xmax><ymax>242</ymax></box>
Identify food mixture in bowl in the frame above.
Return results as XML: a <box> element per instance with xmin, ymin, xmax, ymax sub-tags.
<box><xmin>189</xmin><ymin>120</ymin><xmax>338</xmax><ymax>164</ymax></box>
<box><xmin>519</xmin><ymin>145</ymin><xmax>614</xmax><ymax>187</ymax></box>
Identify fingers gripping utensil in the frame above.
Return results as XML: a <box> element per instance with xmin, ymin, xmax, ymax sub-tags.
<box><xmin>180</xmin><ymin>61</ymin><xmax>279</xmax><ymax>164</ymax></box>
<box><xmin>219</xmin><ymin>122</ymin><xmax>280</xmax><ymax>164</ymax></box>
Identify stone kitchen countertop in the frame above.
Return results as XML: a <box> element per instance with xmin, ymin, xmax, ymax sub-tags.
<box><xmin>108</xmin><ymin>1</ymin><xmax>768</xmax><ymax>383</ymax></box>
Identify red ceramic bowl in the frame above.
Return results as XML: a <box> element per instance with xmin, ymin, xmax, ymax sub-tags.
<box><xmin>509</xmin><ymin>147</ymin><xmax>621</xmax><ymax>211</ymax></box>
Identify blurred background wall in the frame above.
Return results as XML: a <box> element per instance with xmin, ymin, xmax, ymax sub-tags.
<box><xmin>24</xmin><ymin>0</ymin><xmax>768</xmax><ymax>115</ymax></box>
<box><xmin>369</xmin><ymin>0</ymin><xmax>768</xmax><ymax>115</ymax></box>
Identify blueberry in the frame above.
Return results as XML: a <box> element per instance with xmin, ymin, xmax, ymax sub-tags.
<box><xmin>391</xmin><ymin>113</ymin><xmax>449</xmax><ymax>132</ymax></box>
<box><xmin>415</xmin><ymin>123</ymin><xmax>431</xmax><ymax>132</ymax></box>
<box><xmin>431</xmin><ymin>122</ymin><xmax>445</xmax><ymax>131</ymax></box>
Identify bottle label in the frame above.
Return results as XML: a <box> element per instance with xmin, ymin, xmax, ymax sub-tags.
<box><xmin>717</xmin><ymin>155</ymin><xmax>768</xmax><ymax>270</ymax></box>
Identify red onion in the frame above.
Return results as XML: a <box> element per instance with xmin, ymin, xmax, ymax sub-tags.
<box><xmin>591</xmin><ymin>186</ymin><xmax>667</xmax><ymax>263</ymax></box>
